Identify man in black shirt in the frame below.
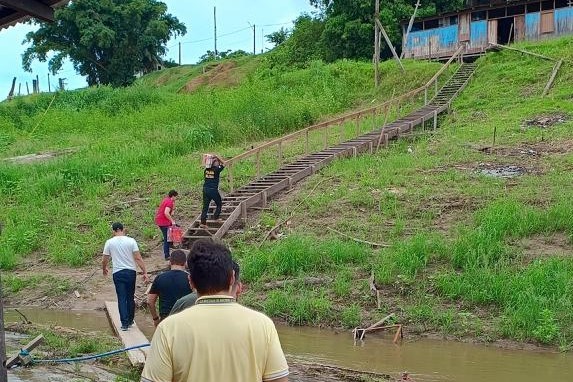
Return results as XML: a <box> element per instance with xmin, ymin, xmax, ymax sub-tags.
<box><xmin>147</xmin><ymin>250</ymin><xmax>192</xmax><ymax>325</ymax></box>
<box><xmin>200</xmin><ymin>155</ymin><xmax>225</xmax><ymax>228</ymax></box>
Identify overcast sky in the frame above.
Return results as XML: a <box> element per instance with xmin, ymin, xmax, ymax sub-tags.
<box><xmin>0</xmin><ymin>0</ymin><xmax>316</xmax><ymax>94</ymax></box>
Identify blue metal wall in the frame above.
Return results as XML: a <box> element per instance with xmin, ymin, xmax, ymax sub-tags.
<box><xmin>525</xmin><ymin>12</ymin><xmax>540</xmax><ymax>39</ymax></box>
<box><xmin>555</xmin><ymin>7</ymin><xmax>573</xmax><ymax>35</ymax></box>
<box><xmin>470</xmin><ymin>20</ymin><xmax>488</xmax><ymax>49</ymax></box>
<box><xmin>405</xmin><ymin>25</ymin><xmax>459</xmax><ymax>56</ymax></box>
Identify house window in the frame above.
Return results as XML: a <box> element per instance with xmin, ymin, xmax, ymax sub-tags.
<box><xmin>541</xmin><ymin>11</ymin><xmax>555</xmax><ymax>33</ymax></box>
<box><xmin>542</xmin><ymin>0</ymin><xmax>554</xmax><ymax>11</ymax></box>
<box><xmin>471</xmin><ymin>11</ymin><xmax>487</xmax><ymax>21</ymax></box>
<box><xmin>489</xmin><ymin>7</ymin><xmax>506</xmax><ymax>19</ymax></box>
<box><xmin>527</xmin><ymin>2</ymin><xmax>541</xmax><ymax>12</ymax></box>
<box><xmin>507</xmin><ymin>5</ymin><xmax>526</xmax><ymax>16</ymax></box>
<box><xmin>411</xmin><ymin>22</ymin><xmax>423</xmax><ymax>32</ymax></box>
<box><xmin>555</xmin><ymin>0</ymin><xmax>569</xmax><ymax>8</ymax></box>
<box><xmin>424</xmin><ymin>18</ymin><xmax>439</xmax><ymax>29</ymax></box>
<box><xmin>450</xmin><ymin>16</ymin><xmax>459</xmax><ymax>25</ymax></box>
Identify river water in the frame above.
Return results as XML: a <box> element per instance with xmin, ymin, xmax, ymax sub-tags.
<box><xmin>4</xmin><ymin>308</ymin><xmax>572</xmax><ymax>381</ymax></box>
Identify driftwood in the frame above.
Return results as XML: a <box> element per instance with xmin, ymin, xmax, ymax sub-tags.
<box><xmin>353</xmin><ymin>313</ymin><xmax>400</xmax><ymax>342</ymax></box>
<box><xmin>288</xmin><ymin>356</ymin><xmax>392</xmax><ymax>382</ymax></box>
<box><xmin>262</xmin><ymin>277</ymin><xmax>333</xmax><ymax>290</ymax></box>
<box><xmin>327</xmin><ymin>227</ymin><xmax>389</xmax><ymax>248</ymax></box>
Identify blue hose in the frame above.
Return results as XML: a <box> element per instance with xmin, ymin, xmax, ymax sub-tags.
<box><xmin>32</xmin><ymin>343</ymin><xmax>150</xmax><ymax>363</ymax></box>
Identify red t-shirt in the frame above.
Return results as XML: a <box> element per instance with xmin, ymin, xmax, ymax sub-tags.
<box><xmin>155</xmin><ymin>197</ymin><xmax>174</xmax><ymax>226</ymax></box>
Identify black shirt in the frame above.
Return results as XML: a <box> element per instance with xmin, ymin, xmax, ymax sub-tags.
<box><xmin>203</xmin><ymin>165</ymin><xmax>225</xmax><ymax>189</ymax></box>
<box><xmin>149</xmin><ymin>269</ymin><xmax>192</xmax><ymax>318</ymax></box>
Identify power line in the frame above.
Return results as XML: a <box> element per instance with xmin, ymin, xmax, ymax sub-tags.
<box><xmin>180</xmin><ymin>25</ymin><xmax>252</xmax><ymax>45</ymax></box>
<box><xmin>261</xmin><ymin>21</ymin><xmax>293</xmax><ymax>27</ymax></box>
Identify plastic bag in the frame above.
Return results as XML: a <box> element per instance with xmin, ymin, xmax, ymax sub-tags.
<box><xmin>167</xmin><ymin>225</ymin><xmax>183</xmax><ymax>246</ymax></box>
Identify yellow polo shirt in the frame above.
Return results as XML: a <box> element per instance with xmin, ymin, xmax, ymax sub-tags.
<box><xmin>141</xmin><ymin>296</ymin><xmax>289</xmax><ymax>382</ymax></box>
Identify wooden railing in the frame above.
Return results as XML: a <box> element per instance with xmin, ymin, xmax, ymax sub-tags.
<box><xmin>223</xmin><ymin>45</ymin><xmax>465</xmax><ymax>192</ymax></box>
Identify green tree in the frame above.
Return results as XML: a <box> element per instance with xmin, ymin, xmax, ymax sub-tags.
<box><xmin>268</xmin><ymin>15</ymin><xmax>325</xmax><ymax>68</ymax></box>
<box><xmin>22</xmin><ymin>0</ymin><xmax>186</xmax><ymax>87</ymax></box>
<box><xmin>308</xmin><ymin>0</ymin><xmax>465</xmax><ymax>61</ymax></box>
<box><xmin>266</xmin><ymin>27</ymin><xmax>291</xmax><ymax>47</ymax></box>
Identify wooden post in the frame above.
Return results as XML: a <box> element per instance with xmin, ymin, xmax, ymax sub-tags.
<box><xmin>375</xmin><ymin>19</ymin><xmax>404</xmax><ymax>72</ymax></box>
<box><xmin>305</xmin><ymin>130</ymin><xmax>309</xmax><ymax>154</ymax></box>
<box><xmin>433</xmin><ymin>109</ymin><xmax>438</xmax><ymax>130</ymax></box>
<box><xmin>278</xmin><ymin>142</ymin><xmax>283</xmax><ymax>166</ymax></box>
<box><xmin>374</xmin><ymin>0</ymin><xmax>380</xmax><ymax>87</ymax></box>
<box><xmin>401</xmin><ymin>0</ymin><xmax>421</xmax><ymax>59</ymax></box>
<box><xmin>323</xmin><ymin>127</ymin><xmax>328</xmax><ymax>149</ymax></box>
<box><xmin>256</xmin><ymin>150</ymin><xmax>261</xmax><ymax>178</ymax></box>
<box><xmin>372</xmin><ymin>109</ymin><xmax>377</xmax><ymax>131</ymax></box>
<box><xmin>355</xmin><ymin>115</ymin><xmax>360</xmax><ymax>136</ymax></box>
<box><xmin>0</xmin><ymin>272</ymin><xmax>7</xmax><ymax>380</ymax></box>
<box><xmin>26</xmin><ymin>82</ymin><xmax>29</xmax><ymax>95</ymax></box>
<box><xmin>228</xmin><ymin>164</ymin><xmax>234</xmax><ymax>192</ymax></box>
<box><xmin>435</xmin><ymin>78</ymin><xmax>439</xmax><ymax>97</ymax></box>
<box><xmin>7</xmin><ymin>77</ymin><xmax>16</xmax><ymax>99</ymax></box>
<box><xmin>424</xmin><ymin>87</ymin><xmax>428</xmax><ymax>105</ymax></box>
<box><xmin>339</xmin><ymin>121</ymin><xmax>344</xmax><ymax>143</ymax></box>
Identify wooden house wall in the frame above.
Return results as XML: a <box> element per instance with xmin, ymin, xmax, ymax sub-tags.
<box><xmin>403</xmin><ymin>4</ymin><xmax>573</xmax><ymax>59</ymax></box>
<box><xmin>555</xmin><ymin>7</ymin><xmax>573</xmax><ymax>35</ymax></box>
<box><xmin>403</xmin><ymin>25</ymin><xmax>459</xmax><ymax>58</ymax></box>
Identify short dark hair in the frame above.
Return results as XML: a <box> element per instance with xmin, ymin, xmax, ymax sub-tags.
<box><xmin>111</xmin><ymin>222</ymin><xmax>124</xmax><ymax>232</ymax></box>
<box><xmin>187</xmin><ymin>239</ymin><xmax>233</xmax><ymax>295</ymax></box>
<box><xmin>170</xmin><ymin>249</ymin><xmax>187</xmax><ymax>266</ymax></box>
<box><xmin>168</xmin><ymin>190</ymin><xmax>178</xmax><ymax>197</ymax></box>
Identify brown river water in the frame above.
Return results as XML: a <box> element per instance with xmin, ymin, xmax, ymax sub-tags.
<box><xmin>4</xmin><ymin>308</ymin><xmax>573</xmax><ymax>381</ymax></box>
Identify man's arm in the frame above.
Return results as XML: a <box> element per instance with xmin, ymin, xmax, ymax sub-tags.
<box><xmin>147</xmin><ymin>293</ymin><xmax>160</xmax><ymax>326</ymax></box>
<box><xmin>102</xmin><ymin>255</ymin><xmax>110</xmax><ymax>276</ymax></box>
<box><xmin>133</xmin><ymin>251</ymin><xmax>150</xmax><ymax>283</ymax></box>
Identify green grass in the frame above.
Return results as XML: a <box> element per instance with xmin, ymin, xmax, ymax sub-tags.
<box><xmin>3</xmin><ymin>33</ymin><xmax>573</xmax><ymax>349</ymax></box>
<box><xmin>0</xmin><ymin>55</ymin><xmax>442</xmax><ymax>270</ymax></box>
<box><xmin>226</xmin><ymin>36</ymin><xmax>573</xmax><ymax>347</ymax></box>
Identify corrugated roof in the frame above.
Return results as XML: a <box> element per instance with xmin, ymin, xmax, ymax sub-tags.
<box><xmin>0</xmin><ymin>0</ymin><xmax>70</xmax><ymax>31</ymax></box>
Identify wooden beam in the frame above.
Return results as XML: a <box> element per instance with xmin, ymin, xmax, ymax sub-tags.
<box><xmin>374</xmin><ymin>0</ymin><xmax>380</xmax><ymax>87</ymax></box>
<box><xmin>489</xmin><ymin>43</ymin><xmax>557</xmax><ymax>62</ymax></box>
<box><xmin>401</xmin><ymin>0</ymin><xmax>421</xmax><ymax>59</ymax></box>
<box><xmin>542</xmin><ymin>59</ymin><xmax>563</xmax><ymax>97</ymax></box>
<box><xmin>0</xmin><ymin>0</ymin><xmax>55</xmax><ymax>21</ymax></box>
<box><xmin>104</xmin><ymin>301</ymin><xmax>149</xmax><ymax>367</ymax></box>
<box><xmin>375</xmin><ymin>19</ymin><xmax>404</xmax><ymax>72</ymax></box>
<box><xmin>5</xmin><ymin>335</ymin><xmax>44</xmax><ymax>368</ymax></box>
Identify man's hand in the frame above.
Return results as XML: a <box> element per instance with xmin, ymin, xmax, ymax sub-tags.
<box><xmin>143</xmin><ymin>273</ymin><xmax>150</xmax><ymax>283</ymax></box>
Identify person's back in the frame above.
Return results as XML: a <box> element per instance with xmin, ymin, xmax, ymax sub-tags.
<box><xmin>104</xmin><ymin>235</ymin><xmax>137</xmax><ymax>272</ymax></box>
<box><xmin>146</xmin><ymin>300</ymin><xmax>287</xmax><ymax>381</ymax></box>
<box><xmin>142</xmin><ymin>239</ymin><xmax>288</xmax><ymax>382</ymax></box>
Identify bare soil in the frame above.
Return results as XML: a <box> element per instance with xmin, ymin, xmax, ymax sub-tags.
<box><xmin>179</xmin><ymin>61</ymin><xmax>239</xmax><ymax>93</ymax></box>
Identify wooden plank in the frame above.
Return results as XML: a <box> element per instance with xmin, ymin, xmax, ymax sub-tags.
<box><xmin>542</xmin><ymin>59</ymin><xmax>563</xmax><ymax>97</ymax></box>
<box><xmin>0</xmin><ymin>0</ymin><xmax>55</xmax><ymax>22</ymax></box>
<box><xmin>104</xmin><ymin>301</ymin><xmax>149</xmax><ymax>367</ymax></box>
<box><xmin>6</xmin><ymin>335</ymin><xmax>44</xmax><ymax>368</ymax></box>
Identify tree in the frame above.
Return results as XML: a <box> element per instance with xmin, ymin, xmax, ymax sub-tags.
<box><xmin>266</xmin><ymin>27</ymin><xmax>290</xmax><ymax>47</ymax></box>
<box><xmin>308</xmin><ymin>0</ymin><xmax>465</xmax><ymax>61</ymax></box>
<box><xmin>22</xmin><ymin>0</ymin><xmax>186</xmax><ymax>87</ymax></box>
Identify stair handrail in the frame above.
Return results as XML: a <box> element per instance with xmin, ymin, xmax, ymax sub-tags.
<box><xmin>223</xmin><ymin>44</ymin><xmax>466</xmax><ymax>191</ymax></box>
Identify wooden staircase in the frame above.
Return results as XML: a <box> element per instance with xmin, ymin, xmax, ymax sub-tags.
<box><xmin>182</xmin><ymin>63</ymin><xmax>478</xmax><ymax>248</ymax></box>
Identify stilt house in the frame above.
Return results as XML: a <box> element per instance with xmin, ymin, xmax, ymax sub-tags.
<box><xmin>402</xmin><ymin>0</ymin><xmax>573</xmax><ymax>59</ymax></box>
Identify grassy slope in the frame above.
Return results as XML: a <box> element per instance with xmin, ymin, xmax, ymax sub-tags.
<box><xmin>233</xmin><ymin>36</ymin><xmax>573</xmax><ymax>349</ymax></box>
<box><xmin>0</xmin><ymin>57</ymin><xmax>442</xmax><ymax>267</ymax></box>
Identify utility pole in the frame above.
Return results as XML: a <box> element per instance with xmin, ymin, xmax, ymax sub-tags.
<box><xmin>252</xmin><ymin>24</ymin><xmax>256</xmax><ymax>55</ymax></box>
<box><xmin>47</xmin><ymin>72</ymin><xmax>51</xmax><ymax>92</ymax></box>
<box><xmin>374</xmin><ymin>0</ymin><xmax>380</xmax><ymax>87</ymax></box>
<box><xmin>261</xmin><ymin>27</ymin><xmax>264</xmax><ymax>54</ymax></box>
<box><xmin>36</xmin><ymin>74</ymin><xmax>39</xmax><ymax>93</ymax></box>
<box><xmin>1</xmin><ymin>223</ymin><xmax>8</xmax><ymax>381</ymax></box>
<box><xmin>214</xmin><ymin>6</ymin><xmax>218</xmax><ymax>59</ymax></box>
<box><xmin>178</xmin><ymin>42</ymin><xmax>182</xmax><ymax>65</ymax></box>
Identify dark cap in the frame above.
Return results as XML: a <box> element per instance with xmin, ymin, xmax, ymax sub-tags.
<box><xmin>111</xmin><ymin>222</ymin><xmax>124</xmax><ymax>231</ymax></box>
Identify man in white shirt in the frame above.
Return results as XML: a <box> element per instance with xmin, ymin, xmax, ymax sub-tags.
<box><xmin>102</xmin><ymin>222</ymin><xmax>149</xmax><ymax>331</ymax></box>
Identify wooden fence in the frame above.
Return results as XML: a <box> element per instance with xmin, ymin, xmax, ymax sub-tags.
<box><xmin>223</xmin><ymin>45</ymin><xmax>466</xmax><ymax>192</ymax></box>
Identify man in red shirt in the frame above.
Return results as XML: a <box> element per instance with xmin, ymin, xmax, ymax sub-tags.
<box><xmin>155</xmin><ymin>190</ymin><xmax>178</xmax><ymax>260</ymax></box>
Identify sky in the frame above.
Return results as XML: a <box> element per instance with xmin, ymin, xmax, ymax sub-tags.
<box><xmin>0</xmin><ymin>0</ymin><xmax>317</xmax><ymax>94</ymax></box>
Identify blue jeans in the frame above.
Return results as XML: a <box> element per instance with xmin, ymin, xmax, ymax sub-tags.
<box><xmin>113</xmin><ymin>269</ymin><xmax>136</xmax><ymax>327</ymax></box>
<box><xmin>159</xmin><ymin>226</ymin><xmax>170</xmax><ymax>259</ymax></box>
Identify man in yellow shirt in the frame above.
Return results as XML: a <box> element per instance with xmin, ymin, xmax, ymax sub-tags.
<box><xmin>141</xmin><ymin>239</ymin><xmax>289</xmax><ymax>382</ymax></box>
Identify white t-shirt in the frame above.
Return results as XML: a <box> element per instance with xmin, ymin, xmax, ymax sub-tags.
<box><xmin>103</xmin><ymin>235</ymin><xmax>139</xmax><ymax>274</ymax></box>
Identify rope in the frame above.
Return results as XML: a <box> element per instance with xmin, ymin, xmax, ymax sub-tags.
<box><xmin>31</xmin><ymin>343</ymin><xmax>150</xmax><ymax>364</ymax></box>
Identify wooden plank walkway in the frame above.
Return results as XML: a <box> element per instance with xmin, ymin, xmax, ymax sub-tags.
<box><xmin>183</xmin><ymin>63</ymin><xmax>477</xmax><ymax>247</ymax></box>
<box><xmin>104</xmin><ymin>301</ymin><xmax>149</xmax><ymax>367</ymax></box>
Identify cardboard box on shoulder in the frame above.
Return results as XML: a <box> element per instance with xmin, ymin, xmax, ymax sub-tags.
<box><xmin>202</xmin><ymin>153</ymin><xmax>214</xmax><ymax>168</ymax></box>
